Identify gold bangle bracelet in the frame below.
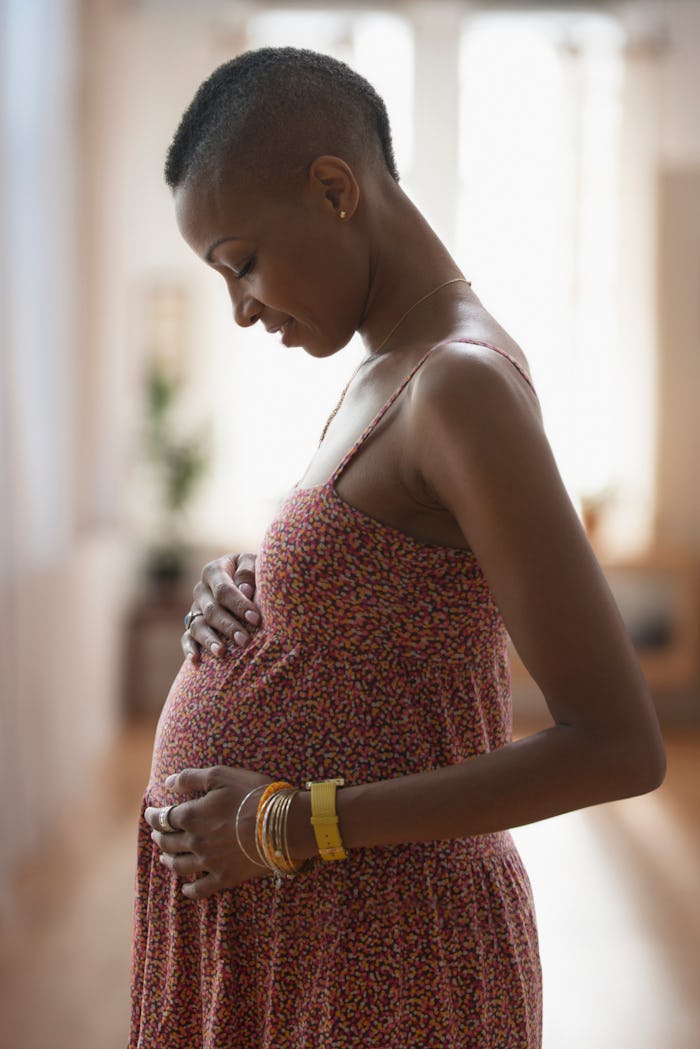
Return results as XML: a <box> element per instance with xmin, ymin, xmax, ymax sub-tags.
<box><xmin>255</xmin><ymin>783</ymin><xmax>305</xmax><ymax>884</ymax></box>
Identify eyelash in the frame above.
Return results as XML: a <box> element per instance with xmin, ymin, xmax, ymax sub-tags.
<box><xmin>234</xmin><ymin>257</ymin><xmax>254</xmax><ymax>280</ymax></box>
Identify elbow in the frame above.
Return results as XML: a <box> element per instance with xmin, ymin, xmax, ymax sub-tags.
<box><xmin>612</xmin><ymin>730</ymin><xmax>667</xmax><ymax>798</ymax></box>
<box><xmin>578</xmin><ymin>719</ymin><xmax>667</xmax><ymax>802</ymax></box>
<box><xmin>584</xmin><ymin>683</ymin><xmax>668</xmax><ymax>799</ymax></box>
<box><xmin>641</xmin><ymin>736</ymin><xmax>667</xmax><ymax>792</ymax></box>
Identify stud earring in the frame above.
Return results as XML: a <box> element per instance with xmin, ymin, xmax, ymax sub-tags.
<box><xmin>339</xmin><ymin>210</ymin><xmax>348</xmax><ymax>220</ymax></box>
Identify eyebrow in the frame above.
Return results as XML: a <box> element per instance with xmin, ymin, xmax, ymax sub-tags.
<box><xmin>205</xmin><ymin>235</ymin><xmax>241</xmax><ymax>263</ymax></box>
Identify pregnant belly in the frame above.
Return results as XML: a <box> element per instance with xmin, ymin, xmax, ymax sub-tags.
<box><xmin>145</xmin><ymin>630</ymin><xmax>453</xmax><ymax>809</ymax></box>
<box><xmin>146</xmin><ymin>633</ymin><xmax>303</xmax><ymax>807</ymax></box>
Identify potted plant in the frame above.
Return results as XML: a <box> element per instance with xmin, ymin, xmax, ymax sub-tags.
<box><xmin>144</xmin><ymin>360</ymin><xmax>209</xmax><ymax>591</ymax></box>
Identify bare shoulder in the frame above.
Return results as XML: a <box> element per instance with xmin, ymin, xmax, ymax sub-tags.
<box><xmin>407</xmin><ymin>338</ymin><xmax>542</xmax><ymax>444</ymax></box>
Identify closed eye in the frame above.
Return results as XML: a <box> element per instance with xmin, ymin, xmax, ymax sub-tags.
<box><xmin>234</xmin><ymin>257</ymin><xmax>254</xmax><ymax>280</ymax></box>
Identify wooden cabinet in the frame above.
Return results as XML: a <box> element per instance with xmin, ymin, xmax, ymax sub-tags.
<box><xmin>123</xmin><ymin>590</ymin><xmax>189</xmax><ymax>717</ymax></box>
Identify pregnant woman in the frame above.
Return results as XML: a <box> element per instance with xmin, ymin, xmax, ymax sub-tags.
<box><xmin>132</xmin><ymin>47</ymin><xmax>666</xmax><ymax>1049</ymax></box>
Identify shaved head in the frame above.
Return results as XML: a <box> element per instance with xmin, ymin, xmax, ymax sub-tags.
<box><xmin>165</xmin><ymin>47</ymin><xmax>399</xmax><ymax>193</ymax></box>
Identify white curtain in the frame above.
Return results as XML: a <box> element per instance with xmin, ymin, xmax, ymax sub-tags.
<box><xmin>0</xmin><ymin>0</ymin><xmax>81</xmax><ymax>902</ymax></box>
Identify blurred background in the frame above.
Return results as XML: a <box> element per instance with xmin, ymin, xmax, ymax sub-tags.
<box><xmin>0</xmin><ymin>0</ymin><xmax>698</xmax><ymax>1046</ymax></box>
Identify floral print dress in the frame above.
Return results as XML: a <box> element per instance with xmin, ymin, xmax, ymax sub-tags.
<box><xmin>130</xmin><ymin>339</ymin><xmax>543</xmax><ymax>1048</ymax></box>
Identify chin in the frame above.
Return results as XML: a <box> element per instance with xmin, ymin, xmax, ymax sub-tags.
<box><xmin>302</xmin><ymin>329</ymin><xmax>356</xmax><ymax>360</ymax></box>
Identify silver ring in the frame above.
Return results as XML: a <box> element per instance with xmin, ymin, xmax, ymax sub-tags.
<box><xmin>158</xmin><ymin>804</ymin><xmax>178</xmax><ymax>833</ymax></box>
<box><xmin>184</xmin><ymin>610</ymin><xmax>204</xmax><ymax>631</ymax></box>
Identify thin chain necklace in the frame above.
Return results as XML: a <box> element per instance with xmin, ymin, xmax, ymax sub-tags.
<box><xmin>318</xmin><ymin>277</ymin><xmax>471</xmax><ymax>445</ymax></box>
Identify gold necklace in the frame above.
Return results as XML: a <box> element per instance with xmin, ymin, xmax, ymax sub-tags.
<box><xmin>318</xmin><ymin>276</ymin><xmax>471</xmax><ymax>445</ymax></box>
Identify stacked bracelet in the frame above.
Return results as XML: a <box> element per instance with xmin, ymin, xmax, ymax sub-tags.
<box><xmin>234</xmin><ymin>785</ymin><xmax>269</xmax><ymax>870</ymax></box>
<box><xmin>253</xmin><ymin>781</ymin><xmax>305</xmax><ymax>886</ymax></box>
<box><xmin>234</xmin><ymin>776</ymin><xmax>349</xmax><ymax>885</ymax></box>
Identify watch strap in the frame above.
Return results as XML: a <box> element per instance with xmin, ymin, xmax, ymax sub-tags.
<box><xmin>306</xmin><ymin>778</ymin><xmax>347</xmax><ymax>861</ymax></box>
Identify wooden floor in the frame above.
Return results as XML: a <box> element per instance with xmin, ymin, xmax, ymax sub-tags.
<box><xmin>0</xmin><ymin>720</ymin><xmax>698</xmax><ymax>1049</ymax></box>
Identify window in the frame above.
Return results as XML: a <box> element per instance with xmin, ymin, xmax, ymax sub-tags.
<box><xmin>457</xmin><ymin>10</ymin><xmax>627</xmax><ymax>515</ymax></box>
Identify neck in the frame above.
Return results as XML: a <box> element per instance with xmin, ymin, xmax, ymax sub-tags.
<box><xmin>358</xmin><ymin>184</ymin><xmax>467</xmax><ymax>357</ymax></box>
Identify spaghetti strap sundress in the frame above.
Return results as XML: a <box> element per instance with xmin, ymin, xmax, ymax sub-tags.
<box><xmin>130</xmin><ymin>337</ymin><xmax>543</xmax><ymax>1048</ymax></box>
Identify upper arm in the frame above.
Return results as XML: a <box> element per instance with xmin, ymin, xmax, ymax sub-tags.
<box><xmin>411</xmin><ymin>345</ymin><xmax>660</xmax><ymax>746</ymax></box>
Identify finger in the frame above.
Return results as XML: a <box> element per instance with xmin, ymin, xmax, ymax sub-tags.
<box><xmin>201</xmin><ymin>557</ymin><xmax>261</xmax><ymax>626</ymax></box>
<box><xmin>186</xmin><ymin>604</ymin><xmax>230</xmax><ymax>657</ymax></box>
<box><xmin>182</xmin><ymin>872</ymin><xmax>221</xmax><ymax>900</ymax></box>
<box><xmin>192</xmin><ymin>583</ymin><xmax>249</xmax><ymax>651</ymax></box>
<box><xmin>144</xmin><ymin>805</ymin><xmax>165</xmax><ymax>832</ymax></box>
<box><xmin>144</xmin><ymin>804</ymin><xmax>187</xmax><ymax>834</ymax></box>
<box><xmin>150</xmin><ymin>827</ymin><xmax>192</xmax><ymax>854</ymax></box>
<box><xmin>164</xmin><ymin>767</ymin><xmax>218</xmax><ymax>795</ymax></box>
<box><xmin>234</xmin><ymin>554</ymin><xmax>257</xmax><ymax>601</ymax></box>
<box><xmin>159</xmin><ymin>852</ymin><xmax>204</xmax><ymax>876</ymax></box>
<box><xmin>181</xmin><ymin>630</ymin><xmax>202</xmax><ymax>663</ymax></box>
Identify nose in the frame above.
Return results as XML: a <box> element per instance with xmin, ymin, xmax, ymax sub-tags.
<box><xmin>228</xmin><ymin>283</ymin><xmax>262</xmax><ymax>328</ymax></box>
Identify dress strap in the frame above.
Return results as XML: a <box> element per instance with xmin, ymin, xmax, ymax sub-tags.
<box><xmin>331</xmin><ymin>337</ymin><xmax>537</xmax><ymax>484</ymax></box>
<box><xmin>451</xmin><ymin>337</ymin><xmax>538</xmax><ymax>397</ymax></box>
<box><xmin>331</xmin><ymin>344</ymin><xmax>440</xmax><ymax>483</ymax></box>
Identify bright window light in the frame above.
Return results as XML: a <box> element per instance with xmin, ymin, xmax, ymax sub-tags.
<box><xmin>457</xmin><ymin>11</ymin><xmax>626</xmax><ymax>512</ymax></box>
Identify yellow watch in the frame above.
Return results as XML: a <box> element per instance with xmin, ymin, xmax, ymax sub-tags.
<box><xmin>305</xmin><ymin>778</ymin><xmax>347</xmax><ymax>861</ymax></box>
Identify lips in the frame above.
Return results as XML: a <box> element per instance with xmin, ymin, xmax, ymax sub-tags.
<box><xmin>266</xmin><ymin>317</ymin><xmax>293</xmax><ymax>337</ymax></box>
<box><xmin>282</xmin><ymin>320</ymin><xmax>298</xmax><ymax>346</ymax></box>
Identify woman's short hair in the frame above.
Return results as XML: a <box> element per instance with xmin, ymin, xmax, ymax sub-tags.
<box><xmin>165</xmin><ymin>46</ymin><xmax>399</xmax><ymax>191</ymax></box>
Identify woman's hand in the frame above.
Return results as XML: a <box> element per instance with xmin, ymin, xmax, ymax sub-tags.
<box><xmin>145</xmin><ymin>766</ymin><xmax>273</xmax><ymax>898</ymax></box>
<box><xmin>182</xmin><ymin>553</ymin><xmax>260</xmax><ymax>662</ymax></box>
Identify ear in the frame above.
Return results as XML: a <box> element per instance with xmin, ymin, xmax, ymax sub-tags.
<box><xmin>307</xmin><ymin>155</ymin><xmax>360</xmax><ymax>221</ymax></box>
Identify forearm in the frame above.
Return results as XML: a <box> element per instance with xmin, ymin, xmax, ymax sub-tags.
<box><xmin>288</xmin><ymin>722</ymin><xmax>665</xmax><ymax>862</ymax></box>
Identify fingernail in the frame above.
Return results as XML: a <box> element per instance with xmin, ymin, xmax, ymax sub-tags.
<box><xmin>245</xmin><ymin>610</ymin><xmax>261</xmax><ymax>625</ymax></box>
<box><xmin>240</xmin><ymin>584</ymin><xmax>254</xmax><ymax>599</ymax></box>
<box><xmin>234</xmin><ymin>631</ymin><xmax>249</xmax><ymax>647</ymax></box>
<box><xmin>211</xmin><ymin>642</ymin><xmax>225</xmax><ymax>657</ymax></box>
<box><xmin>164</xmin><ymin>775</ymin><xmax>175</xmax><ymax>787</ymax></box>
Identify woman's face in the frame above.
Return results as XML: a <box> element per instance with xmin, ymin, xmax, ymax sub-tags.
<box><xmin>174</xmin><ymin>171</ymin><xmax>366</xmax><ymax>358</ymax></box>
